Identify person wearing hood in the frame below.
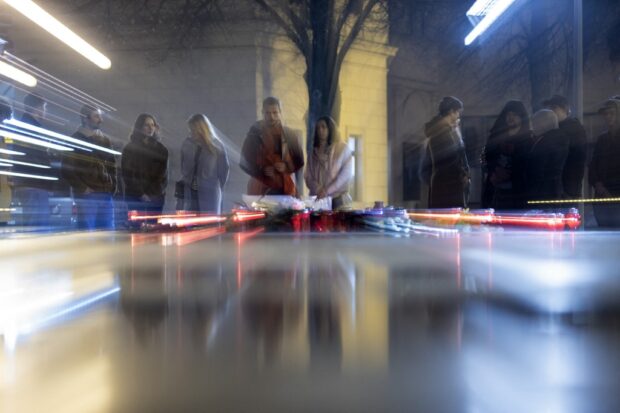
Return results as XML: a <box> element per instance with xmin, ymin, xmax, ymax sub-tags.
<box><xmin>589</xmin><ymin>98</ymin><xmax>620</xmax><ymax>227</ymax></box>
<box><xmin>178</xmin><ymin>114</ymin><xmax>229</xmax><ymax>213</ymax></box>
<box><xmin>525</xmin><ymin>110</ymin><xmax>569</xmax><ymax>202</ymax></box>
<box><xmin>240</xmin><ymin>97</ymin><xmax>304</xmax><ymax>197</ymax></box>
<box><xmin>121</xmin><ymin>113</ymin><xmax>169</xmax><ymax>213</ymax></box>
<box><xmin>482</xmin><ymin>100</ymin><xmax>532</xmax><ymax>209</ymax></box>
<box><xmin>62</xmin><ymin>105</ymin><xmax>118</xmax><ymax>229</ymax></box>
<box><xmin>543</xmin><ymin>95</ymin><xmax>588</xmax><ymax>199</ymax></box>
<box><xmin>424</xmin><ymin>96</ymin><xmax>470</xmax><ymax>208</ymax></box>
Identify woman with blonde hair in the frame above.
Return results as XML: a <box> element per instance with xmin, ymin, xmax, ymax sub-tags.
<box><xmin>179</xmin><ymin>114</ymin><xmax>229</xmax><ymax>213</ymax></box>
<box><xmin>305</xmin><ymin>116</ymin><xmax>353</xmax><ymax>210</ymax></box>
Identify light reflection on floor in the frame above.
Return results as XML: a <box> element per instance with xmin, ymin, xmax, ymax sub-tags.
<box><xmin>1</xmin><ymin>229</ymin><xmax>620</xmax><ymax>412</ymax></box>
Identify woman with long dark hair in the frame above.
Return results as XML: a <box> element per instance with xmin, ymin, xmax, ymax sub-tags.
<box><xmin>122</xmin><ymin>113</ymin><xmax>169</xmax><ymax>213</ymax></box>
<box><xmin>482</xmin><ymin>100</ymin><xmax>532</xmax><ymax>209</ymax></box>
<box><xmin>179</xmin><ymin>114</ymin><xmax>229</xmax><ymax>213</ymax></box>
<box><xmin>304</xmin><ymin>116</ymin><xmax>353</xmax><ymax>210</ymax></box>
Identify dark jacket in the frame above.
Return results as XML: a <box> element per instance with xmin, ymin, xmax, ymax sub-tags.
<box><xmin>8</xmin><ymin>114</ymin><xmax>54</xmax><ymax>190</ymax></box>
<box><xmin>121</xmin><ymin>133</ymin><xmax>168</xmax><ymax>200</ymax></box>
<box><xmin>559</xmin><ymin>117</ymin><xmax>587</xmax><ymax>198</ymax></box>
<box><xmin>62</xmin><ymin>127</ymin><xmax>117</xmax><ymax>195</ymax></box>
<box><xmin>526</xmin><ymin>128</ymin><xmax>569</xmax><ymax>201</ymax></box>
<box><xmin>424</xmin><ymin>116</ymin><xmax>470</xmax><ymax>208</ymax></box>
<box><xmin>589</xmin><ymin>128</ymin><xmax>620</xmax><ymax>195</ymax></box>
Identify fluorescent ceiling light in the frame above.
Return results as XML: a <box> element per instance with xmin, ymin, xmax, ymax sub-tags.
<box><xmin>0</xmin><ymin>148</ymin><xmax>25</xmax><ymax>156</ymax></box>
<box><xmin>3</xmin><ymin>0</ymin><xmax>112</xmax><ymax>70</ymax></box>
<box><xmin>464</xmin><ymin>0</ymin><xmax>518</xmax><ymax>46</ymax></box>
<box><xmin>0</xmin><ymin>170</ymin><xmax>57</xmax><ymax>180</ymax></box>
<box><xmin>0</xmin><ymin>60</ymin><xmax>37</xmax><ymax>87</ymax></box>
<box><xmin>0</xmin><ymin>129</ymin><xmax>73</xmax><ymax>151</ymax></box>
<box><xmin>5</xmin><ymin>119</ymin><xmax>120</xmax><ymax>155</ymax></box>
<box><xmin>0</xmin><ymin>158</ymin><xmax>51</xmax><ymax>169</ymax></box>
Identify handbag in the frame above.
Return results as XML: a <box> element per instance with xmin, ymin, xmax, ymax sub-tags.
<box><xmin>174</xmin><ymin>144</ymin><xmax>202</xmax><ymax>199</ymax></box>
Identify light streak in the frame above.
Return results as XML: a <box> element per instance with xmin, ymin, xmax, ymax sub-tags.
<box><xmin>528</xmin><ymin>197</ymin><xmax>620</xmax><ymax>204</ymax></box>
<box><xmin>158</xmin><ymin>215</ymin><xmax>227</xmax><ymax>228</ymax></box>
<box><xmin>0</xmin><ymin>170</ymin><xmax>57</xmax><ymax>180</ymax></box>
<box><xmin>3</xmin><ymin>0</ymin><xmax>112</xmax><ymax>69</ymax></box>
<box><xmin>0</xmin><ymin>158</ymin><xmax>51</xmax><ymax>169</ymax></box>
<box><xmin>0</xmin><ymin>148</ymin><xmax>25</xmax><ymax>156</ymax></box>
<box><xmin>1</xmin><ymin>123</ymin><xmax>92</xmax><ymax>151</ymax></box>
<box><xmin>232</xmin><ymin>210</ymin><xmax>267</xmax><ymax>222</ymax></box>
<box><xmin>0</xmin><ymin>162</ymin><xmax>12</xmax><ymax>167</ymax></box>
<box><xmin>5</xmin><ymin>119</ymin><xmax>120</xmax><ymax>155</ymax></box>
<box><xmin>128</xmin><ymin>211</ymin><xmax>197</xmax><ymax>221</ymax></box>
<box><xmin>0</xmin><ymin>128</ymin><xmax>73</xmax><ymax>151</ymax></box>
<box><xmin>465</xmin><ymin>0</ymin><xmax>518</xmax><ymax>45</ymax></box>
<box><xmin>0</xmin><ymin>60</ymin><xmax>37</xmax><ymax>87</ymax></box>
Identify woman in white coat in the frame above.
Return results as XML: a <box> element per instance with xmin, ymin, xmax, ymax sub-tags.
<box><xmin>305</xmin><ymin>116</ymin><xmax>354</xmax><ymax>210</ymax></box>
<box><xmin>180</xmin><ymin>114</ymin><xmax>229</xmax><ymax>213</ymax></box>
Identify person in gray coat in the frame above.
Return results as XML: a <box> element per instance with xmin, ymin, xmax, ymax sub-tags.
<box><xmin>179</xmin><ymin>114</ymin><xmax>229</xmax><ymax>213</ymax></box>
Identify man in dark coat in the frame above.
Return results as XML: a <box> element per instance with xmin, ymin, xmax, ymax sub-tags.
<box><xmin>589</xmin><ymin>98</ymin><xmax>620</xmax><ymax>227</ymax></box>
<box><xmin>10</xmin><ymin>93</ymin><xmax>53</xmax><ymax>226</ymax></box>
<box><xmin>121</xmin><ymin>114</ymin><xmax>168</xmax><ymax>213</ymax></box>
<box><xmin>543</xmin><ymin>95</ymin><xmax>588</xmax><ymax>198</ymax></box>
<box><xmin>526</xmin><ymin>110</ymin><xmax>569</xmax><ymax>202</ymax></box>
<box><xmin>240</xmin><ymin>97</ymin><xmax>304</xmax><ymax>197</ymax></box>
<box><xmin>424</xmin><ymin>96</ymin><xmax>470</xmax><ymax>208</ymax></box>
<box><xmin>62</xmin><ymin>105</ymin><xmax>118</xmax><ymax>229</ymax></box>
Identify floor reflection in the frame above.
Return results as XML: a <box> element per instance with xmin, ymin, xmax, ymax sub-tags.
<box><xmin>2</xmin><ymin>231</ymin><xmax>620</xmax><ymax>411</ymax></box>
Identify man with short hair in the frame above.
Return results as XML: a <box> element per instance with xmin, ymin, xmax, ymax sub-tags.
<box><xmin>63</xmin><ymin>105</ymin><xmax>118</xmax><ymax>229</ymax></box>
<box><xmin>10</xmin><ymin>93</ymin><xmax>53</xmax><ymax>226</ymax></box>
<box><xmin>240</xmin><ymin>97</ymin><xmax>304</xmax><ymax>196</ymax></box>
<box><xmin>542</xmin><ymin>95</ymin><xmax>588</xmax><ymax>199</ymax></box>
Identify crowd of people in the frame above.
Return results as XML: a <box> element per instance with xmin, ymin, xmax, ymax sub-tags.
<box><xmin>422</xmin><ymin>94</ymin><xmax>620</xmax><ymax>227</ymax></box>
<box><xmin>1</xmin><ymin>95</ymin><xmax>354</xmax><ymax>229</ymax></box>
<box><xmin>3</xmin><ymin>91</ymin><xmax>619</xmax><ymax>229</ymax></box>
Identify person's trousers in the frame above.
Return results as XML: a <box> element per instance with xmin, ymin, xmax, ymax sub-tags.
<box><xmin>76</xmin><ymin>192</ymin><xmax>114</xmax><ymax>230</ymax></box>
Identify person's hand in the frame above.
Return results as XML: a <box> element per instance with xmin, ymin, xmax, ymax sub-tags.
<box><xmin>264</xmin><ymin>166</ymin><xmax>275</xmax><ymax>178</ymax></box>
<box><xmin>317</xmin><ymin>188</ymin><xmax>327</xmax><ymax>199</ymax></box>
<box><xmin>595</xmin><ymin>182</ymin><xmax>611</xmax><ymax>197</ymax></box>
<box><xmin>274</xmin><ymin>162</ymin><xmax>286</xmax><ymax>173</ymax></box>
<box><xmin>140</xmin><ymin>194</ymin><xmax>151</xmax><ymax>202</ymax></box>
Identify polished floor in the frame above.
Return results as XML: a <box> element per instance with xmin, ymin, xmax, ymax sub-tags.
<box><xmin>1</xmin><ymin>228</ymin><xmax>620</xmax><ymax>412</ymax></box>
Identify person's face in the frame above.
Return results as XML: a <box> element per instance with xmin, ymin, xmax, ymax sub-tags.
<box><xmin>316</xmin><ymin>120</ymin><xmax>329</xmax><ymax>145</ymax></box>
<box><xmin>33</xmin><ymin>103</ymin><xmax>46</xmax><ymax>122</ymax></box>
<box><xmin>141</xmin><ymin>117</ymin><xmax>156</xmax><ymax>137</ymax></box>
<box><xmin>602</xmin><ymin>107</ymin><xmax>617</xmax><ymax>128</ymax></box>
<box><xmin>88</xmin><ymin>110</ymin><xmax>103</xmax><ymax>129</ymax></box>
<box><xmin>448</xmin><ymin>109</ymin><xmax>462</xmax><ymax>128</ymax></box>
<box><xmin>552</xmin><ymin>106</ymin><xmax>568</xmax><ymax>122</ymax></box>
<box><xmin>505</xmin><ymin>111</ymin><xmax>522</xmax><ymax>130</ymax></box>
<box><xmin>262</xmin><ymin>104</ymin><xmax>281</xmax><ymax>126</ymax></box>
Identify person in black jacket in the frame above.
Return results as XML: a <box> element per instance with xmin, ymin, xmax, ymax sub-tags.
<box><xmin>424</xmin><ymin>96</ymin><xmax>470</xmax><ymax>208</ymax></box>
<box><xmin>121</xmin><ymin>113</ymin><xmax>168</xmax><ymax>214</ymax></box>
<box><xmin>542</xmin><ymin>95</ymin><xmax>588</xmax><ymax>198</ymax></box>
<box><xmin>589</xmin><ymin>98</ymin><xmax>620</xmax><ymax>227</ymax></box>
<box><xmin>526</xmin><ymin>110</ymin><xmax>569</xmax><ymax>202</ymax></box>
<box><xmin>63</xmin><ymin>105</ymin><xmax>118</xmax><ymax>229</ymax></box>
<box><xmin>482</xmin><ymin>100</ymin><xmax>532</xmax><ymax>210</ymax></box>
<box><xmin>10</xmin><ymin>93</ymin><xmax>53</xmax><ymax>226</ymax></box>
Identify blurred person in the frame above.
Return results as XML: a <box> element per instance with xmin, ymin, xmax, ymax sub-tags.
<box><xmin>121</xmin><ymin>114</ymin><xmax>168</xmax><ymax>214</ymax></box>
<box><xmin>482</xmin><ymin>100</ymin><xmax>532</xmax><ymax>209</ymax></box>
<box><xmin>525</xmin><ymin>110</ymin><xmax>569</xmax><ymax>202</ymax></box>
<box><xmin>542</xmin><ymin>95</ymin><xmax>588</xmax><ymax>198</ymax></box>
<box><xmin>63</xmin><ymin>105</ymin><xmax>117</xmax><ymax>229</ymax></box>
<box><xmin>178</xmin><ymin>114</ymin><xmax>229</xmax><ymax>213</ymax></box>
<box><xmin>10</xmin><ymin>93</ymin><xmax>53</xmax><ymax>226</ymax></box>
<box><xmin>240</xmin><ymin>96</ymin><xmax>304</xmax><ymax>197</ymax></box>
<box><xmin>305</xmin><ymin>116</ymin><xmax>353</xmax><ymax>210</ymax></box>
<box><xmin>588</xmin><ymin>98</ymin><xmax>620</xmax><ymax>227</ymax></box>
<box><xmin>424</xmin><ymin>96</ymin><xmax>470</xmax><ymax>208</ymax></box>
